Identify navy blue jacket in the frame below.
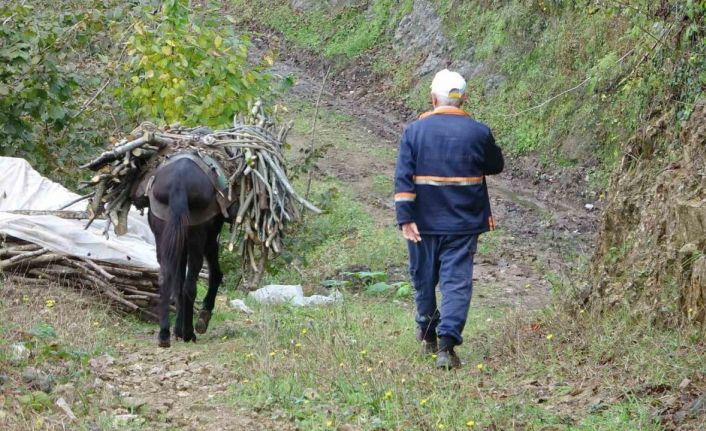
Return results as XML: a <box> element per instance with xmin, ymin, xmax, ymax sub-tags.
<box><xmin>394</xmin><ymin>107</ymin><xmax>504</xmax><ymax>235</ymax></box>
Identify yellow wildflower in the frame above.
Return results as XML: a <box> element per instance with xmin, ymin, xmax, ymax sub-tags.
<box><xmin>45</xmin><ymin>298</ymin><xmax>55</xmax><ymax>308</ymax></box>
<box><xmin>383</xmin><ymin>391</ymin><xmax>393</xmax><ymax>400</ymax></box>
<box><xmin>420</xmin><ymin>399</ymin><xmax>428</xmax><ymax>406</ymax></box>
<box><xmin>476</xmin><ymin>363</ymin><xmax>484</xmax><ymax>370</ymax></box>
<box><xmin>546</xmin><ymin>334</ymin><xmax>554</xmax><ymax>341</ymax></box>
<box><xmin>466</xmin><ymin>420</ymin><xmax>476</xmax><ymax>427</ymax></box>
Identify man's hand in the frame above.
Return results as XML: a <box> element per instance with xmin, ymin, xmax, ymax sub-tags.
<box><xmin>401</xmin><ymin>222</ymin><xmax>422</xmax><ymax>243</ymax></box>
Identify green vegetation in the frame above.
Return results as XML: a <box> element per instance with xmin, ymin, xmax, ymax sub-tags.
<box><xmin>4</xmin><ymin>279</ymin><xmax>703</xmax><ymax>430</ymax></box>
<box><xmin>232</xmin><ymin>0</ymin><xmax>705</xmax><ymax>190</ymax></box>
<box><xmin>121</xmin><ymin>0</ymin><xmax>280</xmax><ymax>127</ymax></box>
<box><xmin>231</xmin><ymin>0</ymin><xmax>413</xmax><ymax>60</ymax></box>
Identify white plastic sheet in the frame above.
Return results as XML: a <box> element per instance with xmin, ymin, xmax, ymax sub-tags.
<box><xmin>0</xmin><ymin>157</ymin><xmax>158</xmax><ymax>269</ymax></box>
<box><xmin>249</xmin><ymin>284</ymin><xmax>343</xmax><ymax>307</ymax></box>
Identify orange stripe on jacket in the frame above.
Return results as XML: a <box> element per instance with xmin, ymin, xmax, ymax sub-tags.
<box><xmin>413</xmin><ymin>175</ymin><xmax>483</xmax><ymax>185</ymax></box>
<box><xmin>418</xmin><ymin>107</ymin><xmax>469</xmax><ymax>120</ymax></box>
<box><xmin>394</xmin><ymin>192</ymin><xmax>416</xmax><ymax>202</ymax></box>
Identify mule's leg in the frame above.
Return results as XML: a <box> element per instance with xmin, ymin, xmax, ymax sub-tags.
<box><xmin>173</xmin><ymin>250</ymin><xmax>188</xmax><ymax>340</ymax></box>
<box><xmin>182</xmin><ymin>243</ymin><xmax>204</xmax><ymax>342</ymax></box>
<box><xmin>196</xmin><ymin>218</ymin><xmax>224</xmax><ymax>334</ymax></box>
<box><xmin>150</xmin><ymin>213</ymin><xmax>172</xmax><ymax>348</ymax></box>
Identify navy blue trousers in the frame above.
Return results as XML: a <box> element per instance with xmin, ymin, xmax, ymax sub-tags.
<box><xmin>408</xmin><ymin>234</ymin><xmax>478</xmax><ymax>346</ymax></box>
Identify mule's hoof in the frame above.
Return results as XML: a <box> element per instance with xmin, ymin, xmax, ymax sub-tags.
<box><xmin>195</xmin><ymin>319</ymin><xmax>207</xmax><ymax>334</ymax></box>
<box><xmin>195</xmin><ymin>310</ymin><xmax>211</xmax><ymax>334</ymax></box>
<box><xmin>183</xmin><ymin>333</ymin><xmax>197</xmax><ymax>343</ymax></box>
<box><xmin>158</xmin><ymin>339</ymin><xmax>171</xmax><ymax>348</ymax></box>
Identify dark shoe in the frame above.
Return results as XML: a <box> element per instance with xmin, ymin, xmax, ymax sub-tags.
<box><xmin>416</xmin><ymin>327</ymin><xmax>437</xmax><ymax>355</ymax></box>
<box><xmin>435</xmin><ymin>349</ymin><xmax>461</xmax><ymax>369</ymax></box>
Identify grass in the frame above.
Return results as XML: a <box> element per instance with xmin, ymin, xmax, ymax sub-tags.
<box><xmin>2</xmin><ymin>275</ymin><xmax>705</xmax><ymax>430</ymax></box>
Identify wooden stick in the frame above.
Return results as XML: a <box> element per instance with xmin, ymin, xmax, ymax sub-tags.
<box><xmin>0</xmin><ymin>248</ymin><xmax>48</xmax><ymax>270</ymax></box>
<box><xmin>5</xmin><ymin>210</ymin><xmax>92</xmax><ymax>220</ymax></box>
<box><xmin>58</xmin><ymin>192</ymin><xmax>95</xmax><ymax>210</ymax></box>
<box><xmin>79</xmin><ymin>258</ymin><xmax>115</xmax><ymax>281</ymax></box>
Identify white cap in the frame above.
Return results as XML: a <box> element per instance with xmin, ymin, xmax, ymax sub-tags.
<box><xmin>430</xmin><ymin>69</ymin><xmax>466</xmax><ymax>99</ymax></box>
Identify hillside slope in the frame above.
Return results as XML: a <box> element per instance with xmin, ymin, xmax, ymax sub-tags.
<box><xmin>234</xmin><ymin>0</ymin><xmax>706</xmax><ymax>322</ymax></box>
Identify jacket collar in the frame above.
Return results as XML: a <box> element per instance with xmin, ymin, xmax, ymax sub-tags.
<box><xmin>418</xmin><ymin>106</ymin><xmax>469</xmax><ymax>119</ymax></box>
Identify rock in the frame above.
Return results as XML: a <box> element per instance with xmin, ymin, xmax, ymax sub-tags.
<box><xmin>679</xmin><ymin>378</ymin><xmax>692</xmax><ymax>389</ymax></box>
<box><xmin>55</xmin><ymin>397</ymin><xmax>77</xmax><ymax>420</ymax></box>
<box><xmin>394</xmin><ymin>0</ymin><xmax>451</xmax><ymax>76</ymax></box>
<box><xmin>21</xmin><ymin>367</ymin><xmax>40</xmax><ymax>383</ymax></box>
<box><xmin>163</xmin><ymin>369</ymin><xmax>185</xmax><ymax>379</ymax></box>
<box><xmin>88</xmin><ymin>354</ymin><xmax>115</xmax><ymax>371</ymax></box>
<box><xmin>687</xmin><ymin>392</ymin><xmax>706</xmax><ymax>416</ymax></box>
<box><xmin>585</xmin><ymin>203</ymin><xmax>595</xmax><ymax>210</ymax></box>
<box><xmin>37</xmin><ymin>375</ymin><xmax>53</xmax><ymax>393</ymax></box>
<box><xmin>675</xmin><ymin>391</ymin><xmax>706</xmax><ymax>423</ymax></box>
<box><xmin>0</xmin><ymin>374</ymin><xmax>8</xmax><ymax>385</ymax></box>
<box><xmin>10</xmin><ymin>343</ymin><xmax>30</xmax><ymax>361</ymax></box>
<box><xmin>21</xmin><ymin>367</ymin><xmax>52</xmax><ymax>393</ymax></box>
<box><xmin>228</xmin><ymin>299</ymin><xmax>254</xmax><ymax>314</ymax></box>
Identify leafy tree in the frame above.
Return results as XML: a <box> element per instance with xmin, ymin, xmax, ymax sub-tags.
<box><xmin>0</xmin><ymin>4</ymin><xmax>78</xmax><ymax>161</ymax></box>
<box><xmin>121</xmin><ymin>0</ymin><xmax>282</xmax><ymax>128</ymax></box>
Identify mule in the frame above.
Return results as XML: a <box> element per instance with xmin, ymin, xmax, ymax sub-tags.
<box><xmin>145</xmin><ymin>154</ymin><xmax>226</xmax><ymax>347</ymax></box>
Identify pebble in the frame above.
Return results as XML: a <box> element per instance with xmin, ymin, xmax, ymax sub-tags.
<box><xmin>11</xmin><ymin>343</ymin><xmax>30</xmax><ymax>361</ymax></box>
<box><xmin>21</xmin><ymin>367</ymin><xmax>53</xmax><ymax>393</ymax></box>
<box><xmin>679</xmin><ymin>378</ymin><xmax>691</xmax><ymax>389</ymax></box>
<box><xmin>584</xmin><ymin>203</ymin><xmax>595</xmax><ymax>210</ymax></box>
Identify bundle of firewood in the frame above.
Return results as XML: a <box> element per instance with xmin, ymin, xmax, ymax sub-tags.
<box><xmin>0</xmin><ymin>236</ymin><xmax>165</xmax><ymax>319</ymax></box>
<box><xmin>80</xmin><ymin>105</ymin><xmax>320</xmax><ymax>272</ymax></box>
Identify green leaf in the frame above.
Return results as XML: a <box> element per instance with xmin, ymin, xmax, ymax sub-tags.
<box><xmin>366</xmin><ymin>282</ymin><xmax>392</xmax><ymax>295</ymax></box>
<box><xmin>47</xmin><ymin>104</ymin><xmax>65</xmax><ymax>120</ymax></box>
<box><xmin>395</xmin><ymin>283</ymin><xmax>412</xmax><ymax>298</ymax></box>
<box><xmin>29</xmin><ymin>322</ymin><xmax>57</xmax><ymax>339</ymax></box>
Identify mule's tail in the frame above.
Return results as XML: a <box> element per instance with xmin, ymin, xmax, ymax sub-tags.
<box><xmin>161</xmin><ymin>181</ymin><xmax>190</xmax><ymax>290</ymax></box>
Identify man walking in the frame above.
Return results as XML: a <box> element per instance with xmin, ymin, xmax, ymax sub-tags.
<box><xmin>394</xmin><ymin>69</ymin><xmax>504</xmax><ymax>369</ymax></box>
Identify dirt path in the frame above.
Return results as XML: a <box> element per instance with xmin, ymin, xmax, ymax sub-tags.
<box><xmin>269</xmin><ymin>50</ymin><xmax>597</xmax><ymax>311</ymax></box>
<box><xmin>87</xmin><ymin>336</ymin><xmax>293</xmax><ymax>431</ymax></box>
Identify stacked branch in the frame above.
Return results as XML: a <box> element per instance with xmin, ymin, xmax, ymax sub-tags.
<box><xmin>0</xmin><ymin>236</ymin><xmax>166</xmax><ymax>319</ymax></box>
<box><xmin>81</xmin><ymin>108</ymin><xmax>320</xmax><ymax>273</ymax></box>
